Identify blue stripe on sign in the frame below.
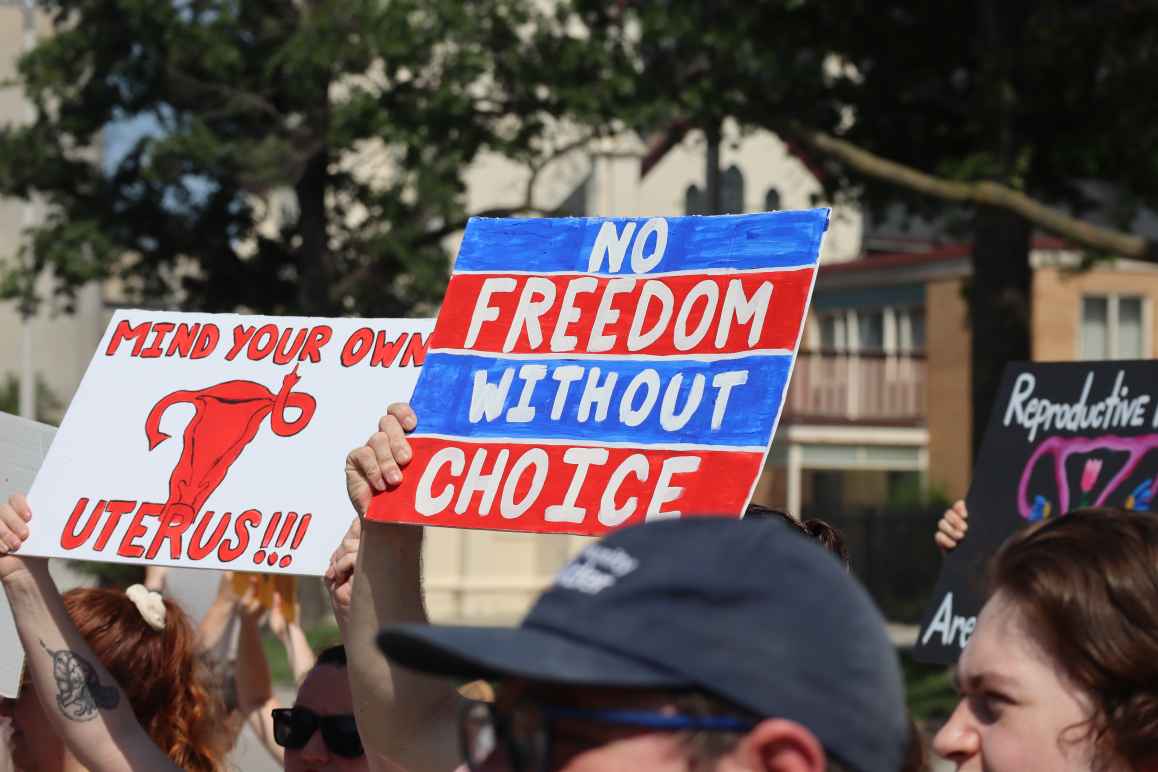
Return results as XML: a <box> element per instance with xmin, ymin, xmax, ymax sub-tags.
<box><xmin>410</xmin><ymin>351</ymin><xmax>792</xmax><ymax>447</ymax></box>
<box><xmin>454</xmin><ymin>209</ymin><xmax>829</xmax><ymax>275</ymax></box>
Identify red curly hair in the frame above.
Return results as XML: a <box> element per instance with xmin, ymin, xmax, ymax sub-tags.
<box><xmin>63</xmin><ymin>588</ymin><xmax>225</xmax><ymax>772</ymax></box>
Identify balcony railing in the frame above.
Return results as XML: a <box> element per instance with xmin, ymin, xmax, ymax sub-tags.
<box><xmin>783</xmin><ymin>351</ymin><xmax>926</xmax><ymax>425</ymax></box>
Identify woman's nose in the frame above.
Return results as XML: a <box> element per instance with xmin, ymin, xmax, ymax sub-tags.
<box><xmin>932</xmin><ymin>699</ymin><xmax>981</xmax><ymax>763</ymax></box>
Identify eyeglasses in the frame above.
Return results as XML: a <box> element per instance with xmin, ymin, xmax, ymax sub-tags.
<box><xmin>458</xmin><ymin>698</ymin><xmax>757</xmax><ymax>772</ymax></box>
<box><xmin>271</xmin><ymin>706</ymin><xmax>364</xmax><ymax>759</ymax></box>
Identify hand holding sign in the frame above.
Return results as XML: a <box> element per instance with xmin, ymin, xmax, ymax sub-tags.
<box><xmin>324</xmin><ymin>517</ymin><xmax>362</xmax><ymax>633</ymax></box>
<box><xmin>0</xmin><ymin>494</ymin><xmax>36</xmax><ymax>583</ymax></box>
<box><xmin>934</xmin><ymin>500</ymin><xmax>969</xmax><ymax>552</ymax></box>
<box><xmin>344</xmin><ymin>403</ymin><xmax>417</xmax><ymax>517</ymax></box>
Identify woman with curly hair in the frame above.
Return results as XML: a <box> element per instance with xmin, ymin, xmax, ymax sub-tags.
<box><xmin>0</xmin><ymin>493</ymin><xmax>224</xmax><ymax>772</ymax></box>
<box><xmin>934</xmin><ymin>507</ymin><xmax>1158</xmax><ymax>772</ymax></box>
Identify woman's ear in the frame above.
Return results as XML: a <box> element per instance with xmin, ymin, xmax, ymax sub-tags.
<box><xmin>727</xmin><ymin>718</ymin><xmax>826</xmax><ymax>772</ymax></box>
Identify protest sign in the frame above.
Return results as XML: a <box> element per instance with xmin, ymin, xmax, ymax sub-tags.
<box><xmin>367</xmin><ymin>210</ymin><xmax>827</xmax><ymax>535</ymax></box>
<box><xmin>22</xmin><ymin>311</ymin><xmax>433</xmax><ymax>576</ymax></box>
<box><xmin>0</xmin><ymin>412</ymin><xmax>57</xmax><ymax>698</ymax></box>
<box><xmin>914</xmin><ymin>360</ymin><xmax>1158</xmax><ymax>664</ymax></box>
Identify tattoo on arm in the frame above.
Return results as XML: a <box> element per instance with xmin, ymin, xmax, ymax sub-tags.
<box><xmin>39</xmin><ymin>640</ymin><xmax>120</xmax><ymax>721</ymax></box>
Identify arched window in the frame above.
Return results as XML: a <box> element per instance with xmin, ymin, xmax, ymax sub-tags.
<box><xmin>685</xmin><ymin>184</ymin><xmax>705</xmax><ymax>215</ymax></box>
<box><xmin>764</xmin><ymin>187</ymin><xmax>782</xmax><ymax>212</ymax></box>
<box><xmin>721</xmin><ymin>165</ymin><xmax>744</xmax><ymax>213</ymax></box>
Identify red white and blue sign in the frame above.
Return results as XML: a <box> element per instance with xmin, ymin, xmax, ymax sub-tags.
<box><xmin>367</xmin><ymin>209</ymin><xmax>828</xmax><ymax>535</ymax></box>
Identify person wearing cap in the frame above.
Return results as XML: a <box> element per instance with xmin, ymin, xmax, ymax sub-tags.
<box><xmin>341</xmin><ymin>404</ymin><xmax>908</xmax><ymax>772</ymax></box>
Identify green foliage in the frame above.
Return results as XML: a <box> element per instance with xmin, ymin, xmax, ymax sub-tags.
<box><xmin>886</xmin><ymin>477</ymin><xmax>951</xmax><ymax>513</ymax></box>
<box><xmin>826</xmin><ymin>1</ymin><xmax>1158</xmax><ymax>217</ymax></box>
<box><xmin>0</xmin><ymin>372</ymin><xmax>64</xmax><ymax>424</ymax></box>
<box><xmin>0</xmin><ymin>0</ymin><xmax>612</xmax><ymax>317</ymax></box>
<box><xmin>568</xmin><ymin>1</ymin><xmax>838</xmax><ymax>145</ymax></box>
<box><xmin>903</xmin><ymin>653</ymin><xmax>957</xmax><ymax>722</ymax></box>
<box><xmin>66</xmin><ymin>560</ymin><xmax>146</xmax><ymax>589</ymax></box>
<box><xmin>262</xmin><ymin>622</ymin><xmax>343</xmax><ymax>686</ymax></box>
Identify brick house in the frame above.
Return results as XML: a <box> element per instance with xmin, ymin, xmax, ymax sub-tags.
<box><xmin>753</xmin><ymin>238</ymin><xmax>1158</xmax><ymax>517</ymax></box>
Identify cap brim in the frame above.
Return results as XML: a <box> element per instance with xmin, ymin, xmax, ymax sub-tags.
<box><xmin>378</xmin><ymin>623</ymin><xmax>691</xmax><ymax>689</ymax></box>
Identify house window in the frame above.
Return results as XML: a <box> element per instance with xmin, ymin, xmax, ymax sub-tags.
<box><xmin>684</xmin><ymin>184</ymin><xmax>705</xmax><ymax>215</ymax></box>
<box><xmin>1119</xmin><ymin>296</ymin><xmax>1144</xmax><ymax>358</ymax></box>
<box><xmin>721</xmin><ymin>165</ymin><xmax>745</xmax><ymax>214</ymax></box>
<box><xmin>814</xmin><ymin>306</ymin><xmax>927</xmax><ymax>354</ymax></box>
<box><xmin>896</xmin><ymin>307</ymin><xmax>926</xmax><ymax>353</ymax></box>
<box><xmin>764</xmin><ymin>187</ymin><xmax>781</xmax><ymax>211</ymax></box>
<box><xmin>818</xmin><ymin>313</ymin><xmax>847</xmax><ymax>352</ymax></box>
<box><xmin>1081</xmin><ymin>295</ymin><xmax>1146</xmax><ymax>359</ymax></box>
<box><xmin>856</xmin><ymin>310</ymin><xmax>885</xmax><ymax>352</ymax></box>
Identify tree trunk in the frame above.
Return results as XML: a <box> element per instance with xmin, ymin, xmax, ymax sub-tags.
<box><xmin>705</xmin><ymin>123</ymin><xmax>721</xmax><ymax>215</ymax></box>
<box><xmin>295</xmin><ymin>148</ymin><xmax>332</xmax><ymax>315</ymax></box>
<box><xmin>967</xmin><ymin>0</ymin><xmax>1032</xmax><ymax>456</ymax></box>
<box><xmin>968</xmin><ymin>206</ymin><xmax>1032</xmax><ymax>456</ymax></box>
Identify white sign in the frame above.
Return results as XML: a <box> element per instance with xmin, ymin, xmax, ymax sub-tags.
<box><xmin>0</xmin><ymin>411</ymin><xmax>57</xmax><ymax>698</ymax></box>
<box><xmin>23</xmin><ymin>311</ymin><xmax>432</xmax><ymax>576</ymax></box>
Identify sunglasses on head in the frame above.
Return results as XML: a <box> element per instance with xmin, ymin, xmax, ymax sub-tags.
<box><xmin>272</xmin><ymin>707</ymin><xmax>364</xmax><ymax>759</ymax></box>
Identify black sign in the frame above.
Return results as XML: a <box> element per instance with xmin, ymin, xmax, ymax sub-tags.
<box><xmin>913</xmin><ymin>360</ymin><xmax>1158</xmax><ymax>664</ymax></box>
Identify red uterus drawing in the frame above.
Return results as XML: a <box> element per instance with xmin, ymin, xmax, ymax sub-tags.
<box><xmin>144</xmin><ymin>367</ymin><xmax>316</xmax><ymax>525</ymax></box>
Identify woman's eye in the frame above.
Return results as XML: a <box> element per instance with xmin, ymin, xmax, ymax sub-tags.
<box><xmin>968</xmin><ymin>693</ymin><xmax>1005</xmax><ymax>724</ymax></box>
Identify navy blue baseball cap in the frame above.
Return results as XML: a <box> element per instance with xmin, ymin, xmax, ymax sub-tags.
<box><xmin>377</xmin><ymin>516</ymin><xmax>907</xmax><ymax>772</ymax></box>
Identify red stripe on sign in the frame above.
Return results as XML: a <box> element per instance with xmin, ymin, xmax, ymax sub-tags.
<box><xmin>365</xmin><ymin>437</ymin><xmax>764</xmax><ymax>536</ymax></box>
<box><xmin>429</xmin><ymin>269</ymin><xmax>812</xmax><ymax>357</ymax></box>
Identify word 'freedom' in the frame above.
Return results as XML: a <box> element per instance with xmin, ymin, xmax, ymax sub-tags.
<box><xmin>463</xmin><ymin>219</ymin><xmax>780</xmax><ymax>355</ymax></box>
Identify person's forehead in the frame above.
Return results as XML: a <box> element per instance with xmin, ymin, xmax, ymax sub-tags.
<box><xmin>295</xmin><ymin>664</ymin><xmax>354</xmax><ymax>713</ymax></box>
<box><xmin>959</xmin><ymin>592</ymin><xmax>1052</xmax><ymax>688</ymax></box>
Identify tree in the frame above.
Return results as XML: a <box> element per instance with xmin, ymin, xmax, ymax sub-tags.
<box><xmin>822</xmin><ymin>0</ymin><xmax>1158</xmax><ymax>449</ymax></box>
<box><xmin>0</xmin><ymin>372</ymin><xmax>63</xmax><ymax>424</ymax></box>
<box><xmin>572</xmin><ymin>0</ymin><xmax>1158</xmax><ymax>451</ymax></box>
<box><xmin>0</xmin><ymin>0</ymin><xmax>613</xmax><ymax>318</ymax></box>
<box><xmin>574</xmin><ymin>1</ymin><xmax>839</xmax><ymax>215</ymax></box>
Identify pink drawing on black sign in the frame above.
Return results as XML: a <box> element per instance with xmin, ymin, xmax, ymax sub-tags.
<box><xmin>1017</xmin><ymin>434</ymin><xmax>1158</xmax><ymax>521</ymax></box>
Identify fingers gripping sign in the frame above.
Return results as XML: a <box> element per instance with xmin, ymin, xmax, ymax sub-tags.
<box><xmin>324</xmin><ymin>517</ymin><xmax>361</xmax><ymax>628</ymax></box>
<box><xmin>0</xmin><ymin>494</ymin><xmax>38</xmax><ymax>582</ymax></box>
<box><xmin>934</xmin><ymin>500</ymin><xmax>969</xmax><ymax>553</ymax></box>
<box><xmin>345</xmin><ymin>403</ymin><xmax>417</xmax><ymax>518</ymax></box>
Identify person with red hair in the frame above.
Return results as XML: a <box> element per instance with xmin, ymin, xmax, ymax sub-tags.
<box><xmin>0</xmin><ymin>493</ymin><xmax>224</xmax><ymax>772</ymax></box>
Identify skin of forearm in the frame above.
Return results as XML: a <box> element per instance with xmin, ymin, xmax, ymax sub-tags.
<box><xmin>2</xmin><ymin>565</ymin><xmax>178</xmax><ymax>772</ymax></box>
<box><xmin>246</xmin><ymin>698</ymin><xmax>285</xmax><ymax>764</ymax></box>
<box><xmin>235</xmin><ymin>614</ymin><xmax>273</xmax><ymax>713</ymax></box>
<box><xmin>195</xmin><ymin>594</ymin><xmax>236</xmax><ymax>654</ymax></box>
<box><xmin>279</xmin><ymin>623</ymin><xmax>316</xmax><ymax>685</ymax></box>
<box><xmin>348</xmin><ymin>522</ymin><xmax>459</xmax><ymax>771</ymax></box>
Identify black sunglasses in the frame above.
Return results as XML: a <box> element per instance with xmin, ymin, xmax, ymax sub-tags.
<box><xmin>272</xmin><ymin>707</ymin><xmax>364</xmax><ymax>759</ymax></box>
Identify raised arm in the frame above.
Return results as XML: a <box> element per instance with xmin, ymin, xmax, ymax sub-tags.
<box><xmin>232</xmin><ymin>579</ymin><xmax>284</xmax><ymax>763</ymax></box>
<box><xmin>269</xmin><ymin>591</ymin><xmax>316</xmax><ymax>686</ymax></box>
<box><xmin>325</xmin><ymin>516</ymin><xmax>361</xmax><ymax>642</ymax></box>
<box><xmin>342</xmin><ymin>404</ymin><xmax>460</xmax><ymax>772</ymax></box>
<box><xmin>0</xmin><ymin>494</ymin><xmax>179</xmax><ymax>772</ymax></box>
<box><xmin>196</xmin><ymin>572</ymin><xmax>240</xmax><ymax>655</ymax></box>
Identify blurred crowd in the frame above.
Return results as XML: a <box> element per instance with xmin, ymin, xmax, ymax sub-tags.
<box><xmin>0</xmin><ymin>403</ymin><xmax>1155</xmax><ymax>772</ymax></box>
